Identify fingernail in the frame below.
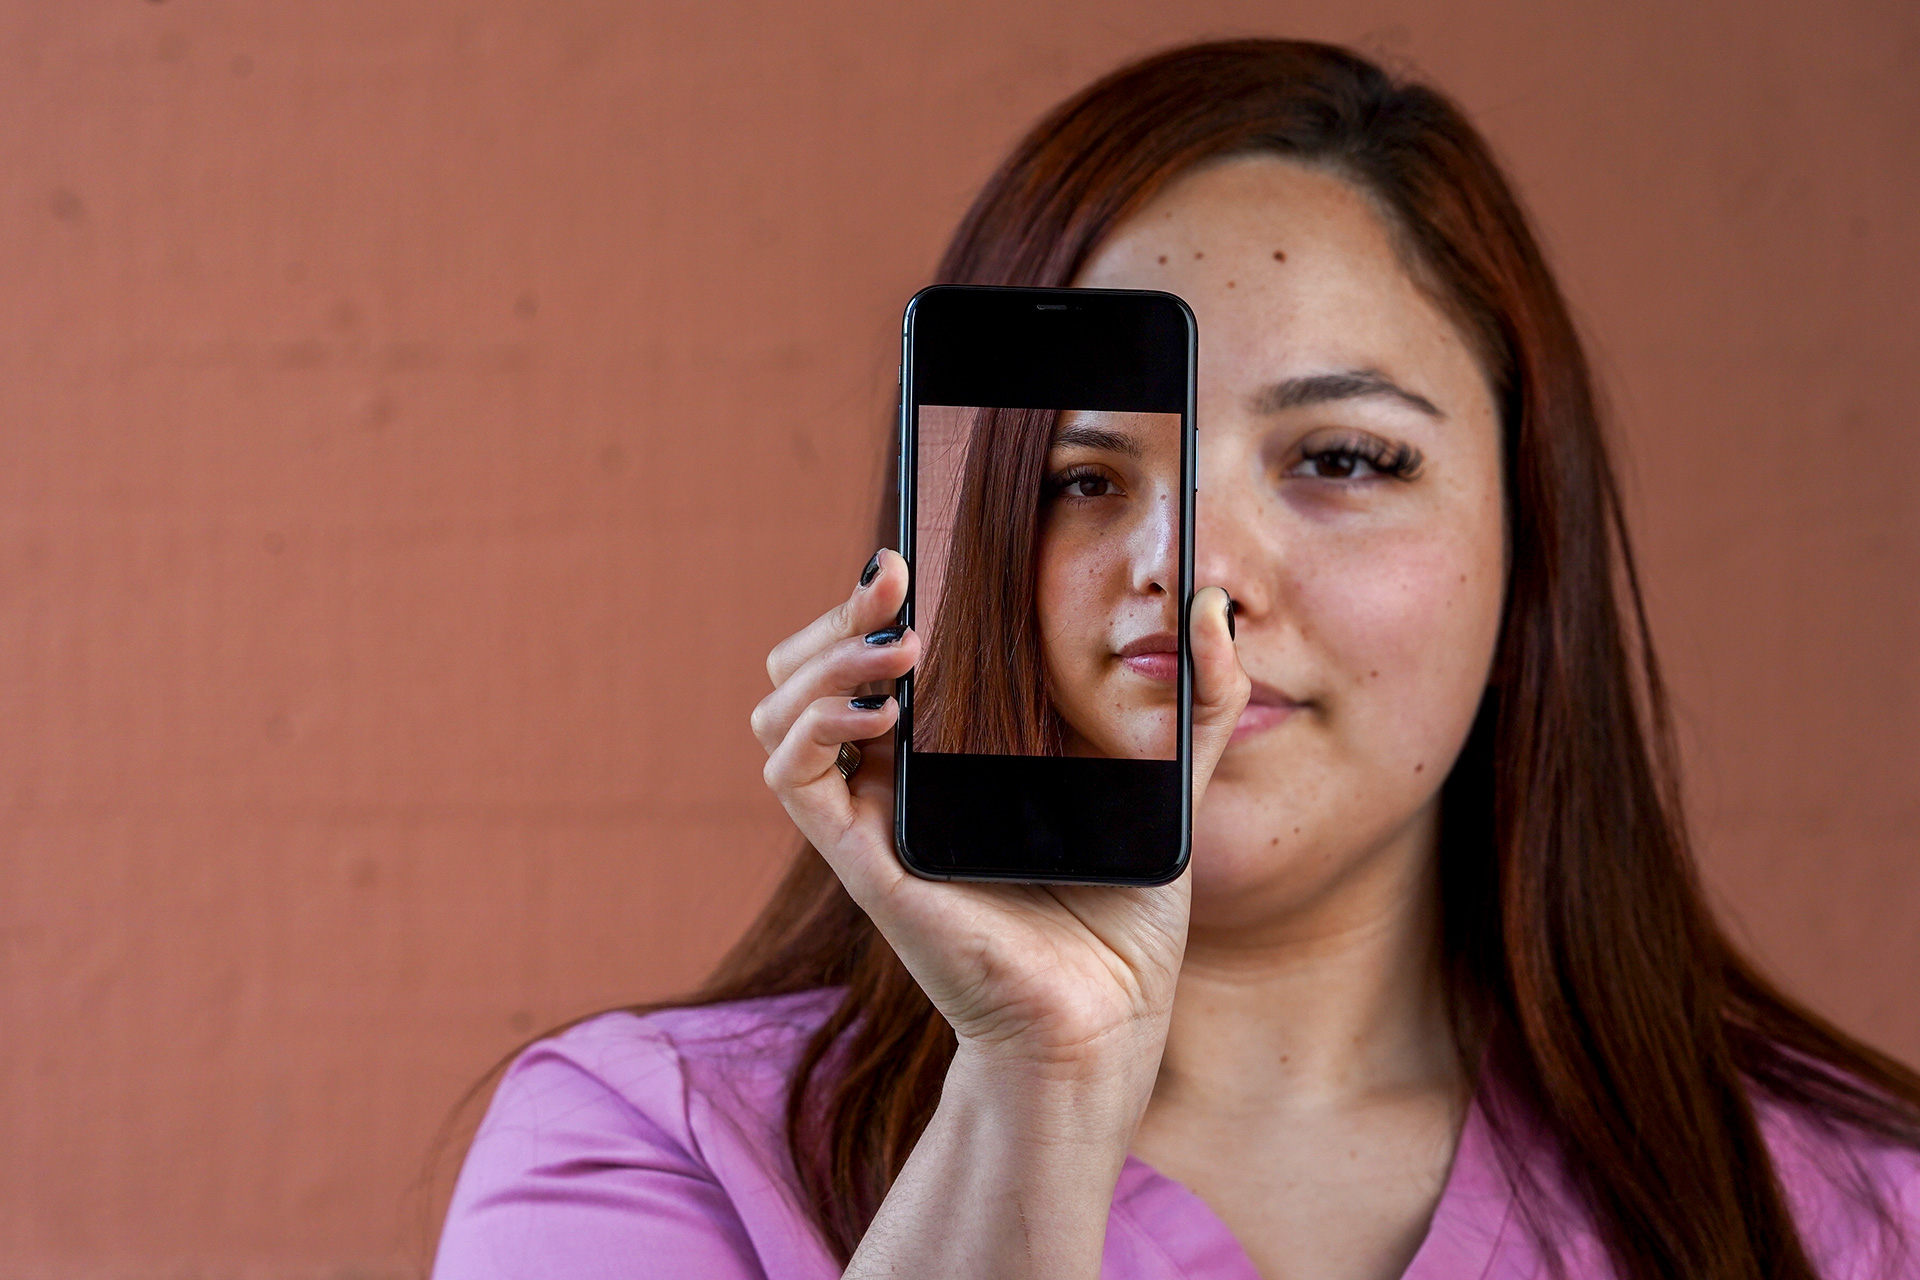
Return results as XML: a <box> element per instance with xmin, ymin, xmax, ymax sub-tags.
<box><xmin>850</xmin><ymin>694</ymin><xmax>889</xmax><ymax>711</ymax></box>
<box><xmin>858</xmin><ymin>552</ymin><xmax>882</xmax><ymax>589</ymax></box>
<box><xmin>863</xmin><ymin>624</ymin><xmax>906</xmax><ymax>646</ymax></box>
<box><xmin>1225</xmin><ymin>595</ymin><xmax>1237</xmax><ymax>641</ymax></box>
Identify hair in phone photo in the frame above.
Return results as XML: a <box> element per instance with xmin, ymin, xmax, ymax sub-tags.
<box><xmin>910</xmin><ymin>405</ymin><xmax>1064</xmax><ymax>755</ymax></box>
<box><xmin>453</xmin><ymin>39</ymin><xmax>1920</xmax><ymax>1278</ymax></box>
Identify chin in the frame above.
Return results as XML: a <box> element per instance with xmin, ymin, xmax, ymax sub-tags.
<box><xmin>1064</xmin><ymin>708</ymin><xmax>1176</xmax><ymax>759</ymax></box>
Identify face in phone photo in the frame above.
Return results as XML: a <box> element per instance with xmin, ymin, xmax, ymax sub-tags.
<box><xmin>912</xmin><ymin>404</ymin><xmax>1183</xmax><ymax>761</ymax></box>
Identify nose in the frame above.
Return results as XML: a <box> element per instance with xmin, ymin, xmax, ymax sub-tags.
<box><xmin>1194</xmin><ymin>467</ymin><xmax>1268</xmax><ymax>621</ymax></box>
<box><xmin>1130</xmin><ymin>487</ymin><xmax>1178</xmax><ymax>598</ymax></box>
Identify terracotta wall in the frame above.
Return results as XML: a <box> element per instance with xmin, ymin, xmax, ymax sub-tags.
<box><xmin>1</xmin><ymin>0</ymin><xmax>1913</xmax><ymax>1273</ymax></box>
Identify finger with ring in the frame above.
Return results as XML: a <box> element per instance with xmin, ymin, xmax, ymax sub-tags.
<box><xmin>835</xmin><ymin>742</ymin><xmax>864</xmax><ymax>781</ymax></box>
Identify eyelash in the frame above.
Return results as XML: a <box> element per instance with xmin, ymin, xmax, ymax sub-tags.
<box><xmin>1290</xmin><ymin>435</ymin><xmax>1425</xmax><ymax>482</ymax></box>
<box><xmin>1046</xmin><ymin>465</ymin><xmax>1121</xmax><ymax>499</ymax></box>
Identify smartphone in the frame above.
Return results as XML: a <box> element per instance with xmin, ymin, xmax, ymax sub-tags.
<box><xmin>893</xmin><ymin>284</ymin><xmax>1197</xmax><ymax>884</ymax></box>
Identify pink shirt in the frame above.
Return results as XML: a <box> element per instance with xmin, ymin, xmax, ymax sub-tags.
<box><xmin>434</xmin><ymin>991</ymin><xmax>1919</xmax><ymax>1279</ymax></box>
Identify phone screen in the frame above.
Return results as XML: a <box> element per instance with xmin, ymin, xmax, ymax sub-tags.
<box><xmin>895</xmin><ymin>286</ymin><xmax>1196</xmax><ymax>883</ymax></box>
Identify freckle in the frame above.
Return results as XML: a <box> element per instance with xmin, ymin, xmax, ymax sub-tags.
<box><xmin>1273</xmin><ymin>250</ymin><xmax>1286</xmax><ymax>261</ymax></box>
<box><xmin>1269</xmin><ymin>836</ymin><xmax>1279</xmax><ymax>846</ymax></box>
<box><xmin>1280</xmin><ymin>1055</ymin><xmax>1290</xmax><ymax>1063</ymax></box>
<box><xmin>1226</xmin><ymin>280</ymin><xmax>1235</xmax><ymax>288</ymax></box>
<box><xmin>1157</xmin><ymin>255</ymin><xmax>1167</xmax><ymax>264</ymax></box>
<box><xmin>1415</xmin><ymin>763</ymin><xmax>1425</xmax><ymax>773</ymax></box>
<box><xmin>1193</xmin><ymin>251</ymin><xmax>1204</xmax><ymax>259</ymax></box>
<box><xmin>1292</xmin><ymin>826</ymin><xmax>1301</xmax><ymax>834</ymax></box>
<box><xmin>1369</xmin><ymin>670</ymin><xmax>1378</xmax><ymax>678</ymax></box>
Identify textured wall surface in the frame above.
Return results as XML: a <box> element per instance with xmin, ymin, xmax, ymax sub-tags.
<box><xmin>0</xmin><ymin>0</ymin><xmax>1914</xmax><ymax>1273</ymax></box>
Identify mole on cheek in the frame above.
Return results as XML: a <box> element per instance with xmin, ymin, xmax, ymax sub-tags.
<box><xmin>1194</xmin><ymin>251</ymin><xmax>1204</xmax><ymax>259</ymax></box>
<box><xmin>1157</xmin><ymin>255</ymin><xmax>1167</xmax><ymax>264</ymax></box>
<box><xmin>1272</xmin><ymin>250</ymin><xmax>1286</xmax><ymax>261</ymax></box>
<box><xmin>1226</xmin><ymin>280</ymin><xmax>1236</xmax><ymax>289</ymax></box>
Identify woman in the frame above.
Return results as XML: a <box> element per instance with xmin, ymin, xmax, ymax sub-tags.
<box><xmin>433</xmin><ymin>39</ymin><xmax>1920</xmax><ymax>1280</ymax></box>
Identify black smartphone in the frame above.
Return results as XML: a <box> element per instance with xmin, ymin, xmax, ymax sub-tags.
<box><xmin>893</xmin><ymin>284</ymin><xmax>1198</xmax><ymax>885</ymax></box>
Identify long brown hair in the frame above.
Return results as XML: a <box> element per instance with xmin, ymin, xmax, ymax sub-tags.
<box><xmin>911</xmin><ymin>405</ymin><xmax>1063</xmax><ymax>755</ymax></box>
<box><xmin>506</xmin><ymin>40</ymin><xmax>1920</xmax><ymax>1277</ymax></box>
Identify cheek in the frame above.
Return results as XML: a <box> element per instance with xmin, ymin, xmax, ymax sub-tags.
<box><xmin>1036</xmin><ymin>527</ymin><xmax>1125</xmax><ymax>657</ymax></box>
<box><xmin>1299</xmin><ymin>520</ymin><xmax>1504</xmax><ymax>772</ymax></box>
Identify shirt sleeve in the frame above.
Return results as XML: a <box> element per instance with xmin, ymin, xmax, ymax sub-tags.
<box><xmin>432</xmin><ymin>1033</ymin><xmax>769</xmax><ymax>1280</ymax></box>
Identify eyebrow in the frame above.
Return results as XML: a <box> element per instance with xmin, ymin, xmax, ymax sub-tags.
<box><xmin>1049</xmin><ymin>423</ymin><xmax>1141</xmax><ymax>457</ymax></box>
<box><xmin>1252</xmin><ymin>369</ymin><xmax>1445</xmax><ymax>419</ymax></box>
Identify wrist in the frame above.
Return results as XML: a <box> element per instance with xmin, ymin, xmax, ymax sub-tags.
<box><xmin>944</xmin><ymin>1034</ymin><xmax>1161</xmax><ymax>1149</ymax></box>
<box><xmin>842</xmin><ymin>1014</ymin><xmax>1165</xmax><ymax>1280</ymax></box>
<box><xmin>847</xmin><ymin>1058</ymin><xmax>1132</xmax><ymax>1280</ymax></box>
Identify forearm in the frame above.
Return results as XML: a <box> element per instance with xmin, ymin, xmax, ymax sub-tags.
<box><xmin>844</xmin><ymin>1046</ymin><xmax>1153</xmax><ymax>1280</ymax></box>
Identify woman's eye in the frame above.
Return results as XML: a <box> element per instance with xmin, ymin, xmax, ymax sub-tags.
<box><xmin>1051</xmin><ymin>469</ymin><xmax>1121</xmax><ymax>499</ymax></box>
<box><xmin>1298</xmin><ymin>449</ymin><xmax>1367</xmax><ymax>480</ymax></box>
<box><xmin>1285</xmin><ymin>440</ymin><xmax>1424</xmax><ymax>483</ymax></box>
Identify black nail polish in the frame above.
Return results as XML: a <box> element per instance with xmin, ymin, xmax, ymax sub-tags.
<box><xmin>850</xmin><ymin>694</ymin><xmax>889</xmax><ymax>711</ymax></box>
<box><xmin>858</xmin><ymin>552</ymin><xmax>882</xmax><ymax>589</ymax></box>
<box><xmin>1225</xmin><ymin>596</ymin><xmax>1237</xmax><ymax>641</ymax></box>
<box><xmin>863</xmin><ymin>624</ymin><xmax>906</xmax><ymax>646</ymax></box>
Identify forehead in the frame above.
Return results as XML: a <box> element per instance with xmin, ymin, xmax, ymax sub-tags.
<box><xmin>1073</xmin><ymin>155</ymin><xmax>1484</xmax><ymax>407</ymax></box>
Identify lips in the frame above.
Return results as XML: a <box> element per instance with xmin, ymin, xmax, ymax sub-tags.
<box><xmin>1115</xmin><ymin>638</ymin><xmax>1306</xmax><ymax>739</ymax></box>
<box><xmin>1117</xmin><ymin>633</ymin><xmax>1178</xmax><ymax>683</ymax></box>
<box><xmin>1232</xmin><ymin>681</ymin><xmax>1304</xmax><ymax>741</ymax></box>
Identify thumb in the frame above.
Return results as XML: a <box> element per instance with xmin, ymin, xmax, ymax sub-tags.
<box><xmin>1189</xmin><ymin>586</ymin><xmax>1251</xmax><ymax>807</ymax></box>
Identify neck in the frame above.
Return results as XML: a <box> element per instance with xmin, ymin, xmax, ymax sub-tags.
<box><xmin>1153</xmin><ymin>820</ymin><xmax>1461</xmax><ymax>1118</ymax></box>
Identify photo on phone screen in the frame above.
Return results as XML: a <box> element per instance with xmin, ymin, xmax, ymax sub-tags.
<box><xmin>894</xmin><ymin>286</ymin><xmax>1196</xmax><ymax>885</ymax></box>
<box><xmin>912</xmin><ymin>405</ymin><xmax>1184</xmax><ymax>761</ymax></box>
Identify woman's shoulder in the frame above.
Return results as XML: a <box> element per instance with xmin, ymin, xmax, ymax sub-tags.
<box><xmin>512</xmin><ymin>987</ymin><xmax>846</xmax><ymax>1128</ymax></box>
<box><xmin>539</xmin><ymin>987</ymin><xmax>845</xmax><ymax>1069</ymax></box>
<box><xmin>1472</xmin><ymin>1074</ymin><xmax>1920</xmax><ymax>1277</ymax></box>
<box><xmin>1756</xmin><ymin>1095</ymin><xmax>1920</xmax><ymax>1275</ymax></box>
<box><xmin>434</xmin><ymin>990</ymin><xmax>848</xmax><ymax>1279</ymax></box>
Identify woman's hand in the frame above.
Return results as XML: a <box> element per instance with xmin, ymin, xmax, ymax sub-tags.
<box><xmin>752</xmin><ymin>551</ymin><xmax>1247</xmax><ymax>1088</ymax></box>
<box><xmin>752</xmin><ymin>551</ymin><xmax>1247</xmax><ymax>1278</ymax></box>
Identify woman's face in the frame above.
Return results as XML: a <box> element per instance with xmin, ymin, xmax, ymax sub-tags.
<box><xmin>1072</xmin><ymin>155</ymin><xmax>1507</xmax><ymax>931</ymax></box>
<box><xmin>1036</xmin><ymin>411</ymin><xmax>1187</xmax><ymax>759</ymax></box>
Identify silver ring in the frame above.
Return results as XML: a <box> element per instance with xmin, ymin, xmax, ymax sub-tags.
<box><xmin>835</xmin><ymin>742</ymin><xmax>864</xmax><ymax>782</ymax></box>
